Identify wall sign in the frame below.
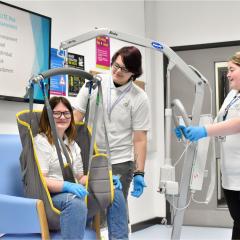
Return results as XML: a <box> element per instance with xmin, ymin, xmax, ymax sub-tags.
<box><xmin>96</xmin><ymin>36</ymin><xmax>110</xmax><ymax>70</ymax></box>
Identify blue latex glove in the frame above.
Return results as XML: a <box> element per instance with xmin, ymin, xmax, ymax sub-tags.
<box><xmin>131</xmin><ymin>175</ymin><xmax>146</xmax><ymax>198</ymax></box>
<box><xmin>174</xmin><ymin>125</ymin><xmax>187</xmax><ymax>139</ymax></box>
<box><xmin>62</xmin><ymin>181</ymin><xmax>88</xmax><ymax>198</ymax></box>
<box><xmin>112</xmin><ymin>175</ymin><xmax>122</xmax><ymax>190</ymax></box>
<box><xmin>184</xmin><ymin>126</ymin><xmax>207</xmax><ymax>141</ymax></box>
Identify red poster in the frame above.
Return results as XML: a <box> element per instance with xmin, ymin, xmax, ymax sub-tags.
<box><xmin>96</xmin><ymin>36</ymin><xmax>110</xmax><ymax>70</ymax></box>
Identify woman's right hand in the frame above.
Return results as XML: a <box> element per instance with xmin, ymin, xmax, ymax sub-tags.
<box><xmin>174</xmin><ymin>125</ymin><xmax>207</xmax><ymax>142</ymax></box>
<box><xmin>62</xmin><ymin>181</ymin><xmax>88</xmax><ymax>198</ymax></box>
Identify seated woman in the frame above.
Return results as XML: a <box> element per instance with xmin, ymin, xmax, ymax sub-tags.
<box><xmin>34</xmin><ymin>96</ymin><xmax>128</xmax><ymax>240</ymax></box>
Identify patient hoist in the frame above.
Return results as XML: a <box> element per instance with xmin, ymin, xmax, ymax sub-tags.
<box><xmin>56</xmin><ymin>28</ymin><xmax>215</xmax><ymax>239</ymax></box>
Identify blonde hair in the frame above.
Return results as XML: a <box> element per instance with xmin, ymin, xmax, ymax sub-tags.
<box><xmin>229</xmin><ymin>51</ymin><xmax>240</xmax><ymax>66</ymax></box>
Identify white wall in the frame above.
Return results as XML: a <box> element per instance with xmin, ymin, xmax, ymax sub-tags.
<box><xmin>145</xmin><ymin>1</ymin><xmax>240</xmax><ymax>47</ymax></box>
<box><xmin>2</xmin><ymin>0</ymin><xmax>166</xmax><ymax>225</ymax></box>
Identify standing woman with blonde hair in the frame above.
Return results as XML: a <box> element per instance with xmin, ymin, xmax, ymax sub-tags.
<box><xmin>175</xmin><ymin>51</ymin><xmax>240</xmax><ymax>239</ymax></box>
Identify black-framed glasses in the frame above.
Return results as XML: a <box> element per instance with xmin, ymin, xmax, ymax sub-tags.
<box><xmin>53</xmin><ymin>111</ymin><xmax>71</xmax><ymax>119</ymax></box>
<box><xmin>112</xmin><ymin>63</ymin><xmax>129</xmax><ymax>73</ymax></box>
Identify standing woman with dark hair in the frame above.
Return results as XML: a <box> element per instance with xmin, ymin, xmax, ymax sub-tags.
<box><xmin>73</xmin><ymin>46</ymin><xmax>151</xmax><ymax>202</ymax></box>
<box><xmin>34</xmin><ymin>96</ymin><xmax>128</xmax><ymax>240</ymax></box>
<box><xmin>175</xmin><ymin>51</ymin><xmax>240</xmax><ymax>240</ymax></box>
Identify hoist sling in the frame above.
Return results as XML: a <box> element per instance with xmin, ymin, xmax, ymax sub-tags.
<box><xmin>16</xmin><ymin>67</ymin><xmax>113</xmax><ymax>230</ymax></box>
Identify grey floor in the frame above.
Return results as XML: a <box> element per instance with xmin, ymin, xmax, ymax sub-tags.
<box><xmin>130</xmin><ymin>225</ymin><xmax>232</xmax><ymax>240</ymax></box>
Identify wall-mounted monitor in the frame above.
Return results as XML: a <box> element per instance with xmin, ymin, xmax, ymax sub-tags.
<box><xmin>0</xmin><ymin>1</ymin><xmax>51</xmax><ymax>103</ymax></box>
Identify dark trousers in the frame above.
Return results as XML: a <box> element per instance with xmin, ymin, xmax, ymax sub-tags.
<box><xmin>112</xmin><ymin>161</ymin><xmax>134</xmax><ymax>201</ymax></box>
<box><xmin>223</xmin><ymin>189</ymin><xmax>240</xmax><ymax>240</ymax></box>
<box><xmin>100</xmin><ymin>161</ymin><xmax>134</xmax><ymax>227</ymax></box>
<box><xmin>112</xmin><ymin>161</ymin><xmax>134</xmax><ymax>225</ymax></box>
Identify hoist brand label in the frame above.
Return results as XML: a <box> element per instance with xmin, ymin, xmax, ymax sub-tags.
<box><xmin>151</xmin><ymin>41</ymin><xmax>163</xmax><ymax>50</ymax></box>
<box><xmin>109</xmin><ymin>30</ymin><xmax>118</xmax><ymax>36</ymax></box>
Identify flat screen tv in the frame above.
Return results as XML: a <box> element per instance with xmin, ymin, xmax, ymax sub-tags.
<box><xmin>0</xmin><ymin>1</ymin><xmax>51</xmax><ymax>103</ymax></box>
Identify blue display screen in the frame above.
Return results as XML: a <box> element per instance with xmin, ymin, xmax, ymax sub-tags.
<box><xmin>0</xmin><ymin>1</ymin><xmax>51</xmax><ymax>103</ymax></box>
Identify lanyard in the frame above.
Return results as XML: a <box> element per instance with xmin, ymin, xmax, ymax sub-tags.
<box><xmin>222</xmin><ymin>95</ymin><xmax>240</xmax><ymax>121</ymax></box>
<box><xmin>107</xmin><ymin>76</ymin><xmax>132</xmax><ymax>120</ymax></box>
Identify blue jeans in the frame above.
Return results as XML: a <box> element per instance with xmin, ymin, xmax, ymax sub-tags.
<box><xmin>52</xmin><ymin>189</ymin><xmax>128</xmax><ymax>240</ymax></box>
<box><xmin>52</xmin><ymin>193</ymin><xmax>87</xmax><ymax>239</ymax></box>
<box><xmin>107</xmin><ymin>189</ymin><xmax>128</xmax><ymax>240</ymax></box>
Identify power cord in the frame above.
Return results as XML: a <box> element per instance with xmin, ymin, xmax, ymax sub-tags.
<box><xmin>174</xmin><ymin>142</ymin><xmax>192</xmax><ymax>167</ymax></box>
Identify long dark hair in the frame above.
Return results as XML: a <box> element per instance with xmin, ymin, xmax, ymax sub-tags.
<box><xmin>111</xmin><ymin>46</ymin><xmax>143</xmax><ymax>80</ymax></box>
<box><xmin>39</xmin><ymin>96</ymin><xmax>76</xmax><ymax>144</ymax></box>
